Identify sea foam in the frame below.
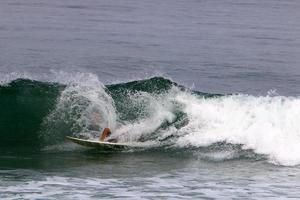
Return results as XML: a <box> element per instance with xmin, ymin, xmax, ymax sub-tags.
<box><xmin>175</xmin><ymin>92</ymin><xmax>300</xmax><ymax>166</ymax></box>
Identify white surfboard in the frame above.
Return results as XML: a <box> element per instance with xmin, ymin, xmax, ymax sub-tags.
<box><xmin>66</xmin><ymin>136</ymin><xmax>129</xmax><ymax>149</ymax></box>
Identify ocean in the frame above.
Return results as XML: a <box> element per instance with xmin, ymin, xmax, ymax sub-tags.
<box><xmin>1</xmin><ymin>0</ymin><xmax>300</xmax><ymax>199</ymax></box>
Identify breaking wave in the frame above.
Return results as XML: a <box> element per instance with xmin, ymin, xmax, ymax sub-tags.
<box><xmin>1</xmin><ymin>72</ymin><xmax>300</xmax><ymax>166</ymax></box>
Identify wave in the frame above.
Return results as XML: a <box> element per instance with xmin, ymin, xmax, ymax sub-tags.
<box><xmin>1</xmin><ymin>73</ymin><xmax>300</xmax><ymax>166</ymax></box>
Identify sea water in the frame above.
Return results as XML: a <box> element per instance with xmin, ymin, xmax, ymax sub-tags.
<box><xmin>1</xmin><ymin>0</ymin><xmax>300</xmax><ymax>199</ymax></box>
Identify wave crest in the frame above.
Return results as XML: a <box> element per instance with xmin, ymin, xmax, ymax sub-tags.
<box><xmin>1</xmin><ymin>74</ymin><xmax>300</xmax><ymax>166</ymax></box>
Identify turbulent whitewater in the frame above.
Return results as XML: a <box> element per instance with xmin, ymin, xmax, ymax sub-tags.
<box><xmin>1</xmin><ymin>74</ymin><xmax>300</xmax><ymax>166</ymax></box>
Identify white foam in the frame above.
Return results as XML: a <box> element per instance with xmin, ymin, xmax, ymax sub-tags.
<box><xmin>114</xmin><ymin>91</ymin><xmax>177</xmax><ymax>143</ymax></box>
<box><xmin>174</xmin><ymin>92</ymin><xmax>300</xmax><ymax>166</ymax></box>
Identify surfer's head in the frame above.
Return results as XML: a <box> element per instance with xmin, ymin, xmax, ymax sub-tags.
<box><xmin>100</xmin><ymin>128</ymin><xmax>111</xmax><ymax>141</ymax></box>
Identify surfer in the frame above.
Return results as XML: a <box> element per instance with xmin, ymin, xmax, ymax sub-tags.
<box><xmin>100</xmin><ymin>128</ymin><xmax>118</xmax><ymax>143</ymax></box>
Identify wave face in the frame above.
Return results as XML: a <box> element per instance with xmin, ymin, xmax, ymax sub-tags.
<box><xmin>1</xmin><ymin>75</ymin><xmax>300</xmax><ymax>166</ymax></box>
<box><xmin>0</xmin><ymin>79</ymin><xmax>64</xmax><ymax>148</ymax></box>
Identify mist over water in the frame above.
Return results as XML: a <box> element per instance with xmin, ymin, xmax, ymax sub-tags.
<box><xmin>1</xmin><ymin>0</ymin><xmax>300</xmax><ymax>199</ymax></box>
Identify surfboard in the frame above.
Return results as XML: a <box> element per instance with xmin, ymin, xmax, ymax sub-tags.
<box><xmin>66</xmin><ymin>136</ymin><xmax>128</xmax><ymax>149</ymax></box>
